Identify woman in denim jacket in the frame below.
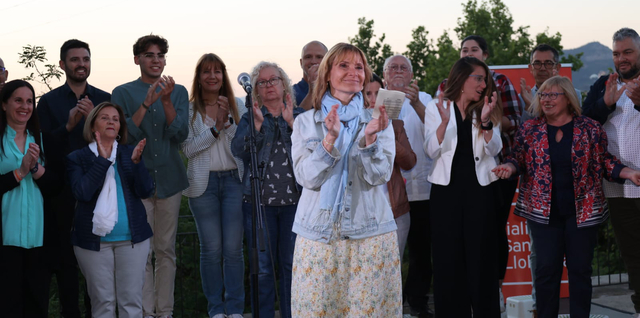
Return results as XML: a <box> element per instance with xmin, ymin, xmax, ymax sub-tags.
<box><xmin>289</xmin><ymin>43</ymin><xmax>401</xmax><ymax>317</ymax></box>
<box><xmin>230</xmin><ymin>61</ymin><xmax>302</xmax><ymax>318</ymax></box>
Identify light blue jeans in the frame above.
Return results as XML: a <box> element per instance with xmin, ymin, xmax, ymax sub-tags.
<box><xmin>188</xmin><ymin>170</ymin><xmax>244</xmax><ymax>317</ymax></box>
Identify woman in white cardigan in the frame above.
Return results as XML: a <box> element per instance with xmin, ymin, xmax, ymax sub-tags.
<box><xmin>181</xmin><ymin>53</ymin><xmax>246</xmax><ymax>318</ymax></box>
<box><xmin>423</xmin><ymin>56</ymin><xmax>503</xmax><ymax>317</ymax></box>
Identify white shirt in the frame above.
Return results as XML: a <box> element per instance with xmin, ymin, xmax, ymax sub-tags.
<box><xmin>602</xmin><ymin>82</ymin><xmax>640</xmax><ymax>198</ymax></box>
<box><xmin>397</xmin><ymin>92</ymin><xmax>434</xmax><ymax>201</ymax></box>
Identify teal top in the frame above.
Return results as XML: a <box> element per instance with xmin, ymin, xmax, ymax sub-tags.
<box><xmin>0</xmin><ymin>126</ymin><xmax>44</xmax><ymax>248</ymax></box>
<box><xmin>101</xmin><ymin>162</ymin><xmax>131</xmax><ymax>242</ymax></box>
<box><xmin>111</xmin><ymin>78</ymin><xmax>189</xmax><ymax>198</ymax></box>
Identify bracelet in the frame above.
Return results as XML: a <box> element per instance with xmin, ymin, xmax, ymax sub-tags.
<box><xmin>481</xmin><ymin>120</ymin><xmax>493</xmax><ymax>130</ymax></box>
<box><xmin>323</xmin><ymin>137</ymin><xmax>334</xmax><ymax>147</ymax></box>
<box><xmin>141</xmin><ymin>102</ymin><xmax>150</xmax><ymax>110</ymax></box>
<box><xmin>14</xmin><ymin>169</ymin><xmax>23</xmax><ymax>182</ymax></box>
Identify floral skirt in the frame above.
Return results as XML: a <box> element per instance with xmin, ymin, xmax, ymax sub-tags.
<box><xmin>291</xmin><ymin>231</ymin><xmax>402</xmax><ymax>317</ymax></box>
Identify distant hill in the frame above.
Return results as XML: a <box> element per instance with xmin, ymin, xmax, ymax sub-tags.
<box><xmin>564</xmin><ymin>42</ymin><xmax>614</xmax><ymax>92</ymax></box>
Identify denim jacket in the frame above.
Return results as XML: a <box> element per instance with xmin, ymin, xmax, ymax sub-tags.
<box><xmin>231</xmin><ymin>105</ymin><xmax>304</xmax><ymax>196</ymax></box>
<box><xmin>290</xmin><ymin>108</ymin><xmax>397</xmax><ymax>243</ymax></box>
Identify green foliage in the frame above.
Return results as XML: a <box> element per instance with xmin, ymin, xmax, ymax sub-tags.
<box><xmin>454</xmin><ymin>0</ymin><xmax>584</xmax><ymax>70</ymax></box>
<box><xmin>403</xmin><ymin>26</ymin><xmax>434</xmax><ymax>92</ymax></box>
<box><xmin>535</xmin><ymin>30</ymin><xmax>584</xmax><ymax>71</ymax></box>
<box><xmin>422</xmin><ymin>31</ymin><xmax>460</xmax><ymax>95</ymax></box>
<box><xmin>592</xmin><ymin>220</ymin><xmax>626</xmax><ymax>276</ymax></box>
<box><xmin>18</xmin><ymin>45</ymin><xmax>63</xmax><ymax>98</ymax></box>
<box><xmin>454</xmin><ymin>0</ymin><xmax>532</xmax><ymax>65</ymax></box>
<box><xmin>348</xmin><ymin>17</ymin><xmax>394</xmax><ymax>76</ymax></box>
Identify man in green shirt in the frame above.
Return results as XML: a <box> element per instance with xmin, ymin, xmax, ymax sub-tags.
<box><xmin>111</xmin><ymin>34</ymin><xmax>188</xmax><ymax>318</ymax></box>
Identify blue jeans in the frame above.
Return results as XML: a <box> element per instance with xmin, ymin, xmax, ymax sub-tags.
<box><xmin>243</xmin><ymin>201</ymin><xmax>297</xmax><ymax>318</ymax></box>
<box><xmin>189</xmin><ymin>170</ymin><xmax>244</xmax><ymax>317</ymax></box>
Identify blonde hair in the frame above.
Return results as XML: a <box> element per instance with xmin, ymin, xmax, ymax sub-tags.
<box><xmin>311</xmin><ymin>43</ymin><xmax>372</xmax><ymax>110</ymax></box>
<box><xmin>530</xmin><ymin>76</ymin><xmax>581</xmax><ymax>118</ymax></box>
<box><xmin>83</xmin><ymin>102</ymin><xmax>128</xmax><ymax>143</ymax></box>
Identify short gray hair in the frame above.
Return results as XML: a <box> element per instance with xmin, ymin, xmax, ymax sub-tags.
<box><xmin>250</xmin><ymin>61</ymin><xmax>296</xmax><ymax>107</ymax></box>
<box><xmin>383</xmin><ymin>55</ymin><xmax>413</xmax><ymax>74</ymax></box>
<box><xmin>613</xmin><ymin>28</ymin><xmax>640</xmax><ymax>47</ymax></box>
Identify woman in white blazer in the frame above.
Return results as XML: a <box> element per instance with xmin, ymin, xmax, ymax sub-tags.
<box><xmin>181</xmin><ymin>53</ymin><xmax>246</xmax><ymax>318</ymax></box>
<box><xmin>423</xmin><ymin>56</ymin><xmax>503</xmax><ymax>318</ymax></box>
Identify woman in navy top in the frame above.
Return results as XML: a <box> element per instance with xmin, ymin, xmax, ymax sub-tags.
<box><xmin>67</xmin><ymin>102</ymin><xmax>154</xmax><ymax>318</ymax></box>
<box><xmin>494</xmin><ymin>76</ymin><xmax>640</xmax><ymax>318</ymax></box>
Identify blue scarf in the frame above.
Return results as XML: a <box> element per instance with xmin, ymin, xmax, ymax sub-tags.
<box><xmin>319</xmin><ymin>91</ymin><xmax>362</xmax><ymax>221</ymax></box>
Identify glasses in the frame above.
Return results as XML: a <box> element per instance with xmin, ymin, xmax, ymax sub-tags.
<box><xmin>386</xmin><ymin>64</ymin><xmax>410</xmax><ymax>73</ymax></box>
<box><xmin>0</xmin><ymin>66</ymin><xmax>5</xmax><ymax>72</ymax></box>
<box><xmin>256</xmin><ymin>77</ymin><xmax>282</xmax><ymax>88</ymax></box>
<box><xmin>468</xmin><ymin>74</ymin><xmax>487</xmax><ymax>83</ymax></box>
<box><xmin>538</xmin><ymin>92</ymin><xmax>565</xmax><ymax>100</ymax></box>
<box><xmin>140</xmin><ymin>53</ymin><xmax>166</xmax><ymax>61</ymax></box>
<box><xmin>531</xmin><ymin>61</ymin><xmax>556</xmax><ymax>70</ymax></box>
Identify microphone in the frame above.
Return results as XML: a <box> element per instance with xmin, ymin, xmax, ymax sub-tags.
<box><xmin>237</xmin><ymin>72</ymin><xmax>252</xmax><ymax>93</ymax></box>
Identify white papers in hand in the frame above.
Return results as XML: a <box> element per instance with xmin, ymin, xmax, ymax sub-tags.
<box><xmin>372</xmin><ymin>88</ymin><xmax>405</xmax><ymax>120</ymax></box>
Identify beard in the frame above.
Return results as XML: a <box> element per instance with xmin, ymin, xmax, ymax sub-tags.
<box><xmin>617</xmin><ymin>62</ymin><xmax>640</xmax><ymax>80</ymax></box>
<box><xmin>65</xmin><ymin>66</ymin><xmax>89</xmax><ymax>83</ymax></box>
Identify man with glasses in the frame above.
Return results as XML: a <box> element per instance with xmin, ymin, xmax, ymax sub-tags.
<box><xmin>0</xmin><ymin>57</ymin><xmax>8</xmax><ymax>91</ymax></box>
<box><xmin>583</xmin><ymin>28</ymin><xmax>640</xmax><ymax>318</ymax></box>
<box><xmin>112</xmin><ymin>34</ymin><xmax>188</xmax><ymax>318</ymax></box>
<box><xmin>36</xmin><ymin>39</ymin><xmax>111</xmax><ymax>318</ymax></box>
<box><xmin>293</xmin><ymin>40</ymin><xmax>328</xmax><ymax>110</ymax></box>
<box><xmin>382</xmin><ymin>54</ymin><xmax>434</xmax><ymax>318</ymax></box>
<box><xmin>520</xmin><ymin>43</ymin><xmax>582</xmax><ymax>119</ymax></box>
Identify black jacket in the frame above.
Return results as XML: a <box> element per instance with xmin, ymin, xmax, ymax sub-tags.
<box><xmin>583</xmin><ymin>75</ymin><xmax>613</xmax><ymax>125</ymax></box>
<box><xmin>67</xmin><ymin>144</ymin><xmax>154</xmax><ymax>251</ymax></box>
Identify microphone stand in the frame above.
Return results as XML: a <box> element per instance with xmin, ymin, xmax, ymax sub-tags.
<box><xmin>243</xmin><ymin>89</ymin><xmax>266</xmax><ymax>318</ymax></box>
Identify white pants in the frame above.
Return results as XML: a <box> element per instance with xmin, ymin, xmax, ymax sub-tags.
<box><xmin>74</xmin><ymin>239</ymin><xmax>150</xmax><ymax>318</ymax></box>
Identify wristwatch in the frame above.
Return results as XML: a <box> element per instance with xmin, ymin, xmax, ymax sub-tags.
<box><xmin>30</xmin><ymin>162</ymin><xmax>39</xmax><ymax>174</ymax></box>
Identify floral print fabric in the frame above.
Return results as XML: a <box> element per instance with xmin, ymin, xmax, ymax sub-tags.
<box><xmin>291</xmin><ymin>231</ymin><xmax>402</xmax><ymax>317</ymax></box>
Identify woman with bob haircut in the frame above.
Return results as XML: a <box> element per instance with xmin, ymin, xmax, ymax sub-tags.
<box><xmin>425</xmin><ymin>56</ymin><xmax>502</xmax><ymax>317</ymax></box>
<box><xmin>290</xmin><ymin>42</ymin><xmax>401</xmax><ymax>317</ymax></box>
<box><xmin>493</xmin><ymin>76</ymin><xmax>640</xmax><ymax>318</ymax></box>
<box><xmin>67</xmin><ymin>102</ymin><xmax>154</xmax><ymax>318</ymax></box>
<box><xmin>182</xmin><ymin>53</ymin><xmax>246</xmax><ymax>318</ymax></box>
<box><xmin>0</xmin><ymin>80</ymin><xmax>63</xmax><ymax>318</ymax></box>
<box><xmin>231</xmin><ymin>61</ymin><xmax>303</xmax><ymax>318</ymax></box>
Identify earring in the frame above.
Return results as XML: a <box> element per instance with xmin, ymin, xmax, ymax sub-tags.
<box><xmin>116</xmin><ymin>134</ymin><xmax>121</xmax><ymax>141</ymax></box>
<box><xmin>462</xmin><ymin>90</ymin><xmax>464</xmax><ymax>93</ymax></box>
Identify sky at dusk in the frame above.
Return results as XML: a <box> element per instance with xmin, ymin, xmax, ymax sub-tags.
<box><xmin>1</xmin><ymin>0</ymin><xmax>636</xmax><ymax>98</ymax></box>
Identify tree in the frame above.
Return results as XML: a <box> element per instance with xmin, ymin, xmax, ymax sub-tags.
<box><xmin>424</xmin><ymin>31</ymin><xmax>461</xmax><ymax>95</ymax></box>
<box><xmin>454</xmin><ymin>0</ymin><xmax>583</xmax><ymax>71</ymax></box>
<box><xmin>348</xmin><ymin>17</ymin><xmax>393</xmax><ymax>76</ymax></box>
<box><xmin>403</xmin><ymin>26</ymin><xmax>434</xmax><ymax>92</ymax></box>
<box><xmin>535</xmin><ymin>30</ymin><xmax>584</xmax><ymax>71</ymax></box>
<box><xmin>454</xmin><ymin>0</ymin><xmax>533</xmax><ymax>65</ymax></box>
<box><xmin>349</xmin><ymin>0</ymin><xmax>583</xmax><ymax>95</ymax></box>
<box><xmin>18</xmin><ymin>45</ymin><xmax>63</xmax><ymax>97</ymax></box>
